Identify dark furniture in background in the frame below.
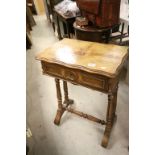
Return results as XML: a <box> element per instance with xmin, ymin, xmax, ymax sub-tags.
<box><xmin>44</xmin><ymin>0</ymin><xmax>76</xmax><ymax>37</ymax></box>
<box><xmin>49</xmin><ymin>0</ymin><xmax>62</xmax><ymax>15</ymax></box>
<box><xmin>26</xmin><ymin>5</ymin><xmax>36</xmax><ymax>29</ymax></box>
<box><xmin>76</xmin><ymin>0</ymin><xmax>121</xmax><ymax>28</ymax></box>
<box><xmin>109</xmin><ymin>21</ymin><xmax>129</xmax><ymax>46</ymax></box>
<box><xmin>26</xmin><ymin>33</ymin><xmax>32</xmax><ymax>49</ymax></box>
<box><xmin>43</xmin><ymin>0</ymin><xmax>63</xmax><ymax>32</ymax></box>
<box><xmin>119</xmin><ymin>23</ymin><xmax>129</xmax><ymax>46</ymax></box>
<box><xmin>26</xmin><ymin>4</ymin><xmax>36</xmax><ymax>49</ymax></box>
<box><xmin>44</xmin><ymin>0</ymin><xmax>128</xmax><ymax>44</ymax></box>
<box><xmin>54</xmin><ymin>9</ymin><xmax>77</xmax><ymax>39</ymax></box>
<box><xmin>73</xmin><ymin>22</ymin><xmax>111</xmax><ymax>43</ymax></box>
<box><xmin>26</xmin><ymin>0</ymin><xmax>37</xmax><ymax>15</ymax></box>
<box><xmin>74</xmin><ymin>22</ymin><xmax>124</xmax><ymax>43</ymax></box>
<box><xmin>73</xmin><ymin>0</ymin><xmax>123</xmax><ymax>43</ymax></box>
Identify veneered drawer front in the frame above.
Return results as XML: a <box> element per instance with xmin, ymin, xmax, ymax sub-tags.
<box><xmin>64</xmin><ymin>69</ymin><xmax>79</xmax><ymax>82</ymax></box>
<box><xmin>41</xmin><ymin>61</ymin><xmax>107</xmax><ymax>92</ymax></box>
<box><xmin>79</xmin><ymin>72</ymin><xmax>106</xmax><ymax>90</ymax></box>
<box><xmin>41</xmin><ymin>61</ymin><xmax>64</xmax><ymax>77</ymax></box>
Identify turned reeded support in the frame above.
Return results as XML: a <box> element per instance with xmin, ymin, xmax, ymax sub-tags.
<box><xmin>112</xmin><ymin>85</ymin><xmax>118</xmax><ymax>120</ymax></box>
<box><xmin>54</xmin><ymin>78</ymin><xmax>65</xmax><ymax>125</ymax></box>
<box><xmin>63</xmin><ymin>81</ymin><xmax>74</xmax><ymax>105</ymax></box>
<box><xmin>102</xmin><ymin>83</ymin><xmax>118</xmax><ymax>147</ymax></box>
<box><xmin>54</xmin><ymin>79</ymin><xmax>74</xmax><ymax>125</ymax></box>
<box><xmin>54</xmin><ymin>78</ymin><xmax>119</xmax><ymax>148</ymax></box>
<box><xmin>102</xmin><ymin>93</ymin><xmax>115</xmax><ymax>148</ymax></box>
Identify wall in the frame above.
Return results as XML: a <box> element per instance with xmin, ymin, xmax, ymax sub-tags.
<box><xmin>33</xmin><ymin>0</ymin><xmax>45</xmax><ymax>15</ymax></box>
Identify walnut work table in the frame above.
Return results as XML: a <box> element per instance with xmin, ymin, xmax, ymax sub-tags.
<box><xmin>36</xmin><ymin>38</ymin><xmax>128</xmax><ymax>148</ymax></box>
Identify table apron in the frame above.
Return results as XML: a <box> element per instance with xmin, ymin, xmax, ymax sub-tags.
<box><xmin>41</xmin><ymin>61</ymin><xmax>119</xmax><ymax>94</ymax></box>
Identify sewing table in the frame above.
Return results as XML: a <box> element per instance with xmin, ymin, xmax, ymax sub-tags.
<box><xmin>36</xmin><ymin>38</ymin><xmax>128</xmax><ymax>147</ymax></box>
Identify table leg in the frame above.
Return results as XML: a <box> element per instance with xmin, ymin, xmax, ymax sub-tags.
<box><xmin>112</xmin><ymin>85</ymin><xmax>118</xmax><ymax>120</ymax></box>
<box><xmin>54</xmin><ymin>78</ymin><xmax>64</xmax><ymax>125</ymax></box>
<box><xmin>105</xmin><ymin>29</ymin><xmax>111</xmax><ymax>43</ymax></box>
<box><xmin>56</xmin><ymin>15</ymin><xmax>62</xmax><ymax>40</ymax></box>
<box><xmin>101</xmin><ymin>93</ymin><xmax>115</xmax><ymax>147</ymax></box>
<box><xmin>52</xmin><ymin>21</ymin><xmax>55</xmax><ymax>32</ymax></box>
<box><xmin>63</xmin><ymin>81</ymin><xmax>74</xmax><ymax>105</ymax></box>
<box><xmin>66</xmin><ymin>22</ymin><xmax>70</xmax><ymax>38</ymax></box>
<box><xmin>63</xmin><ymin>22</ymin><xmax>67</xmax><ymax>36</ymax></box>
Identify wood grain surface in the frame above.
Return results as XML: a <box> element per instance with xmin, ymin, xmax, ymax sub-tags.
<box><xmin>36</xmin><ymin>38</ymin><xmax>128</xmax><ymax>77</ymax></box>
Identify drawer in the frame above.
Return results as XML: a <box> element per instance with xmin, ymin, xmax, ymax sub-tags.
<box><xmin>41</xmin><ymin>61</ymin><xmax>63</xmax><ymax>77</ymax></box>
<box><xmin>63</xmin><ymin>69</ymin><xmax>106</xmax><ymax>91</ymax></box>
<box><xmin>64</xmin><ymin>70</ymin><xmax>78</xmax><ymax>82</ymax></box>
<box><xmin>79</xmin><ymin>72</ymin><xmax>106</xmax><ymax>90</ymax></box>
<box><xmin>41</xmin><ymin>61</ymin><xmax>107</xmax><ymax>92</ymax></box>
<box><xmin>42</xmin><ymin>62</ymin><xmax>79</xmax><ymax>83</ymax></box>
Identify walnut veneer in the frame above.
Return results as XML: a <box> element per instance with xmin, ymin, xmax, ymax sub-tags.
<box><xmin>36</xmin><ymin>38</ymin><xmax>128</xmax><ymax>148</ymax></box>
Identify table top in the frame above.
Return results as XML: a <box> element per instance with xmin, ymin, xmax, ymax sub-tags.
<box><xmin>36</xmin><ymin>39</ymin><xmax>128</xmax><ymax>78</ymax></box>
